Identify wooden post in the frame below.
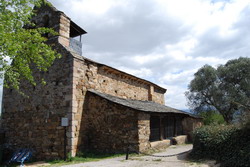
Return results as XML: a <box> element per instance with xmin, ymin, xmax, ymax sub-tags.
<box><xmin>174</xmin><ymin>117</ymin><xmax>177</xmax><ymax>137</ymax></box>
<box><xmin>125</xmin><ymin>146</ymin><xmax>129</xmax><ymax>160</ymax></box>
<box><xmin>160</xmin><ymin>116</ymin><xmax>164</xmax><ymax>140</ymax></box>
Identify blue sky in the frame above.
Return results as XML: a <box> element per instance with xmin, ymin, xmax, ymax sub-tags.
<box><xmin>1</xmin><ymin>0</ymin><xmax>250</xmax><ymax>112</ymax></box>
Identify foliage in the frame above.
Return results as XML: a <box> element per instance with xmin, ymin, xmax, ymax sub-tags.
<box><xmin>199</xmin><ymin>110</ymin><xmax>225</xmax><ymax>125</ymax></box>
<box><xmin>190</xmin><ymin>124</ymin><xmax>250</xmax><ymax>167</ymax></box>
<box><xmin>186</xmin><ymin>57</ymin><xmax>250</xmax><ymax>123</ymax></box>
<box><xmin>0</xmin><ymin>0</ymin><xmax>60</xmax><ymax>90</ymax></box>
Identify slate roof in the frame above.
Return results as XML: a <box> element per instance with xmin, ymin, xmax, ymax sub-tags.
<box><xmin>88</xmin><ymin>90</ymin><xmax>199</xmax><ymax>118</ymax></box>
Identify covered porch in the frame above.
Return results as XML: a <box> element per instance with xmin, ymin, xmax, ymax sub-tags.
<box><xmin>150</xmin><ymin>114</ymin><xmax>184</xmax><ymax>142</ymax></box>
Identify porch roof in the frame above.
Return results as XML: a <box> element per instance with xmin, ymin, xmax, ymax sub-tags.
<box><xmin>88</xmin><ymin>90</ymin><xmax>199</xmax><ymax>118</ymax></box>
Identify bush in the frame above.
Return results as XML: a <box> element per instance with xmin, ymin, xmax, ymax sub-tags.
<box><xmin>199</xmin><ymin>110</ymin><xmax>225</xmax><ymax>125</ymax></box>
<box><xmin>190</xmin><ymin>124</ymin><xmax>250</xmax><ymax>167</ymax></box>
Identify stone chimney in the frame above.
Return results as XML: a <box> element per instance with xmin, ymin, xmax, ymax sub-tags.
<box><xmin>148</xmin><ymin>85</ymin><xmax>154</xmax><ymax>101</ymax></box>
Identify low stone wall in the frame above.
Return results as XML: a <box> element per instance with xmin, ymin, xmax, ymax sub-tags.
<box><xmin>182</xmin><ymin>117</ymin><xmax>202</xmax><ymax>141</ymax></box>
<box><xmin>172</xmin><ymin>135</ymin><xmax>188</xmax><ymax>145</ymax></box>
<box><xmin>150</xmin><ymin>140</ymin><xmax>171</xmax><ymax>150</ymax></box>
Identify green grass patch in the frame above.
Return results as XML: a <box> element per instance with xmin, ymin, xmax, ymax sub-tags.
<box><xmin>46</xmin><ymin>151</ymin><xmax>126</xmax><ymax>166</ymax></box>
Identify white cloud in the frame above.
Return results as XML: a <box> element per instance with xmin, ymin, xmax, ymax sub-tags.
<box><xmin>119</xmin><ymin>67</ymin><xmax>153</xmax><ymax>78</ymax></box>
<box><xmin>164</xmin><ymin>85</ymin><xmax>188</xmax><ymax>109</ymax></box>
<box><xmin>161</xmin><ymin>69</ymin><xmax>198</xmax><ymax>86</ymax></box>
<box><xmin>49</xmin><ymin>0</ymin><xmax>250</xmax><ymax>110</ymax></box>
<box><xmin>133</xmin><ymin>54</ymin><xmax>165</xmax><ymax>65</ymax></box>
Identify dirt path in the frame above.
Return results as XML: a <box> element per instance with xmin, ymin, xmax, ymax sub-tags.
<box><xmin>61</xmin><ymin>144</ymin><xmax>218</xmax><ymax>167</ymax></box>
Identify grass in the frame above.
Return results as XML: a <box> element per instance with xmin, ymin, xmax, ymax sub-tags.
<box><xmin>0</xmin><ymin>151</ymin><xmax>136</xmax><ymax>167</ymax></box>
<box><xmin>45</xmin><ymin>151</ymin><xmax>126</xmax><ymax>166</ymax></box>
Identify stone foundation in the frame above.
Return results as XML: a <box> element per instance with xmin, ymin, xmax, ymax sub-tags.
<box><xmin>150</xmin><ymin>140</ymin><xmax>171</xmax><ymax>150</ymax></box>
<box><xmin>172</xmin><ymin>135</ymin><xmax>188</xmax><ymax>145</ymax></box>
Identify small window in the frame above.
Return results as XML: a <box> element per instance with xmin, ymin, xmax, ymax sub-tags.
<box><xmin>43</xmin><ymin>15</ymin><xmax>49</xmax><ymax>27</ymax></box>
<box><xmin>42</xmin><ymin>15</ymin><xmax>50</xmax><ymax>37</ymax></box>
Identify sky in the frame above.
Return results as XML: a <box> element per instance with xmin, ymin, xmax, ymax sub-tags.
<box><xmin>47</xmin><ymin>0</ymin><xmax>250</xmax><ymax>110</ymax></box>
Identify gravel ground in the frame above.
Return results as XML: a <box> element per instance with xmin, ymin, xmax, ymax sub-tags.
<box><xmin>61</xmin><ymin>144</ymin><xmax>219</xmax><ymax>167</ymax></box>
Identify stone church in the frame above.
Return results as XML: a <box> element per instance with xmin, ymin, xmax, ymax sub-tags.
<box><xmin>0</xmin><ymin>3</ymin><xmax>201</xmax><ymax>160</ymax></box>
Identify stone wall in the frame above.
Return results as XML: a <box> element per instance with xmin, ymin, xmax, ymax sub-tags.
<box><xmin>138</xmin><ymin>113</ymin><xmax>150</xmax><ymax>152</ymax></box>
<box><xmin>97</xmin><ymin>67</ymin><xmax>149</xmax><ymax>101</ymax></box>
<box><xmin>81</xmin><ymin>92</ymin><xmax>139</xmax><ymax>153</ymax></box>
<box><xmin>72</xmin><ymin>57</ymin><xmax>165</xmax><ymax>103</ymax></box>
<box><xmin>153</xmin><ymin>87</ymin><xmax>165</xmax><ymax>105</ymax></box>
<box><xmin>182</xmin><ymin>117</ymin><xmax>202</xmax><ymax>141</ymax></box>
<box><xmin>1</xmin><ymin>3</ymin><xmax>168</xmax><ymax>160</ymax></box>
<box><xmin>70</xmin><ymin>56</ymin><xmax>166</xmax><ymax>156</ymax></box>
<box><xmin>1</xmin><ymin>44</ymin><xmax>74</xmax><ymax>160</ymax></box>
<box><xmin>32</xmin><ymin>5</ymin><xmax>70</xmax><ymax>47</ymax></box>
<box><xmin>0</xmin><ymin>4</ymin><xmax>78</xmax><ymax>160</ymax></box>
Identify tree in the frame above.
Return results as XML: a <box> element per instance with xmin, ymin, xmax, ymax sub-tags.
<box><xmin>199</xmin><ymin>110</ymin><xmax>225</xmax><ymax>125</ymax></box>
<box><xmin>186</xmin><ymin>57</ymin><xmax>250</xmax><ymax>123</ymax></box>
<box><xmin>0</xmin><ymin>0</ymin><xmax>60</xmax><ymax>90</ymax></box>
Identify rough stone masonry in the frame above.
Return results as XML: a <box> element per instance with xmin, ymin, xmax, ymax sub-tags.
<box><xmin>0</xmin><ymin>3</ymin><xmax>201</xmax><ymax>160</ymax></box>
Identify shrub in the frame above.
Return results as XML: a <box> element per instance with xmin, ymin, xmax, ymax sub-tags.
<box><xmin>199</xmin><ymin>110</ymin><xmax>225</xmax><ymax>125</ymax></box>
<box><xmin>190</xmin><ymin>124</ymin><xmax>250</xmax><ymax>167</ymax></box>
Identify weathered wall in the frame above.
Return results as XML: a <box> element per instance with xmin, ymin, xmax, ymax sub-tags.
<box><xmin>1</xmin><ymin>3</ymin><xmax>168</xmax><ymax>160</ymax></box>
<box><xmin>97</xmin><ymin>67</ymin><xmax>149</xmax><ymax>101</ymax></box>
<box><xmin>70</xmin><ymin>57</ymin><xmax>166</xmax><ymax>155</ymax></box>
<box><xmin>32</xmin><ymin>5</ymin><xmax>70</xmax><ymax>47</ymax></box>
<box><xmin>72</xmin><ymin>57</ymin><xmax>165</xmax><ymax>103</ymax></box>
<box><xmin>1</xmin><ymin>45</ymin><xmax>74</xmax><ymax>160</ymax></box>
<box><xmin>182</xmin><ymin>117</ymin><xmax>202</xmax><ymax>141</ymax></box>
<box><xmin>153</xmin><ymin>87</ymin><xmax>165</xmax><ymax>105</ymax></box>
<box><xmin>138</xmin><ymin>113</ymin><xmax>151</xmax><ymax>152</ymax></box>
<box><xmin>81</xmin><ymin>92</ymin><xmax>139</xmax><ymax>153</ymax></box>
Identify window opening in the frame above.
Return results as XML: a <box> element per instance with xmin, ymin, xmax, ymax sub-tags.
<box><xmin>164</xmin><ymin>117</ymin><xmax>175</xmax><ymax>138</ymax></box>
<box><xmin>42</xmin><ymin>15</ymin><xmax>49</xmax><ymax>37</ymax></box>
<box><xmin>176</xmin><ymin>117</ymin><xmax>183</xmax><ymax>136</ymax></box>
<box><xmin>150</xmin><ymin>116</ymin><xmax>160</xmax><ymax>141</ymax></box>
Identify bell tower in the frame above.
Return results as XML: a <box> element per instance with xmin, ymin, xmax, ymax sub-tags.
<box><xmin>32</xmin><ymin>2</ymin><xmax>87</xmax><ymax>55</ymax></box>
